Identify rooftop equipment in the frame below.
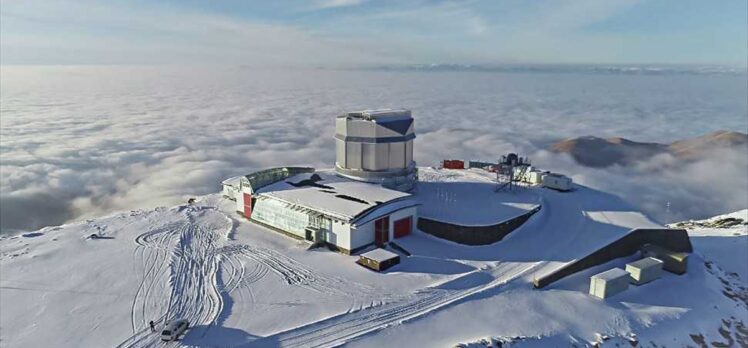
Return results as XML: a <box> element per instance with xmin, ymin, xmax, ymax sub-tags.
<box><xmin>625</xmin><ymin>257</ymin><xmax>664</xmax><ymax>285</ymax></box>
<box><xmin>589</xmin><ymin>268</ymin><xmax>630</xmax><ymax>299</ymax></box>
<box><xmin>495</xmin><ymin>153</ymin><xmax>531</xmax><ymax>192</ymax></box>
<box><xmin>335</xmin><ymin>109</ymin><xmax>417</xmax><ymax>191</ymax></box>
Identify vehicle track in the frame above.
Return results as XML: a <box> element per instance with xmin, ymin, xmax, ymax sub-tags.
<box><xmin>257</xmin><ymin>261</ymin><xmax>543</xmax><ymax>348</ymax></box>
<box><xmin>119</xmin><ymin>208</ymin><xmax>233</xmax><ymax>348</ymax></box>
<box><xmin>227</xmin><ymin>244</ymin><xmax>374</xmax><ymax>297</ymax></box>
<box><xmin>118</xmin><ymin>206</ymin><xmax>388</xmax><ymax>347</ymax></box>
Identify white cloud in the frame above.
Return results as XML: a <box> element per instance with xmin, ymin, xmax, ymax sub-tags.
<box><xmin>0</xmin><ymin>65</ymin><xmax>746</xmax><ymax>232</ymax></box>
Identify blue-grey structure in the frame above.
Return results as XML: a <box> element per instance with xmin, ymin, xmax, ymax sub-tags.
<box><xmin>335</xmin><ymin>109</ymin><xmax>417</xmax><ymax>191</ymax></box>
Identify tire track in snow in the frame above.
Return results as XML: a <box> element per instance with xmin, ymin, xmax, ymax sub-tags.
<box><xmin>119</xmin><ymin>208</ymin><xmax>235</xmax><ymax>348</ymax></box>
<box><xmin>222</xmin><ymin>244</ymin><xmax>374</xmax><ymax>297</ymax></box>
<box><xmin>257</xmin><ymin>261</ymin><xmax>544</xmax><ymax>348</ymax></box>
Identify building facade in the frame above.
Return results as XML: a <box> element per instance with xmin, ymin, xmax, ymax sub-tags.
<box><xmin>229</xmin><ymin>169</ymin><xmax>419</xmax><ymax>254</ymax></box>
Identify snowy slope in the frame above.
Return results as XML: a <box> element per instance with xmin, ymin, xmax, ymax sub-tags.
<box><xmin>1</xmin><ymin>171</ymin><xmax>746</xmax><ymax>348</ymax></box>
<box><xmin>670</xmin><ymin>209</ymin><xmax>748</xmax><ymax>284</ymax></box>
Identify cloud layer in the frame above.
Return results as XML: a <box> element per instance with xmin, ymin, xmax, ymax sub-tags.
<box><xmin>1</xmin><ymin>66</ymin><xmax>746</xmax><ymax>232</ymax></box>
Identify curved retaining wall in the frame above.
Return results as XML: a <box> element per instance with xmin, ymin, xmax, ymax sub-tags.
<box><xmin>417</xmin><ymin>206</ymin><xmax>541</xmax><ymax>245</ymax></box>
<box><xmin>533</xmin><ymin>228</ymin><xmax>692</xmax><ymax>289</ymax></box>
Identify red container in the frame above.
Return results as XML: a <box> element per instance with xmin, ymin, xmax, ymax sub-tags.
<box><xmin>443</xmin><ymin>160</ymin><xmax>465</xmax><ymax>169</ymax></box>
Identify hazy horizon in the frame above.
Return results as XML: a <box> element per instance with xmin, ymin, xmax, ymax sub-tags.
<box><xmin>2</xmin><ymin>65</ymin><xmax>747</xmax><ymax>233</ymax></box>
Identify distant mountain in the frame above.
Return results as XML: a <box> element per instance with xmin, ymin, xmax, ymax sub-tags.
<box><xmin>361</xmin><ymin>64</ymin><xmax>748</xmax><ymax>76</ymax></box>
<box><xmin>550</xmin><ymin>130</ymin><xmax>748</xmax><ymax>168</ymax></box>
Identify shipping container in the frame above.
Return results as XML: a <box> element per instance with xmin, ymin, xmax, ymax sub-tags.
<box><xmin>589</xmin><ymin>268</ymin><xmax>629</xmax><ymax>299</ymax></box>
<box><xmin>443</xmin><ymin>160</ymin><xmax>465</xmax><ymax>169</ymax></box>
<box><xmin>626</xmin><ymin>257</ymin><xmax>664</xmax><ymax>285</ymax></box>
<box><xmin>640</xmin><ymin>244</ymin><xmax>689</xmax><ymax>274</ymax></box>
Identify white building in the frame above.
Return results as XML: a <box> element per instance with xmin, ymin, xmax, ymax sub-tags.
<box><xmin>232</xmin><ymin>168</ymin><xmax>418</xmax><ymax>254</ymax></box>
<box><xmin>542</xmin><ymin>173</ymin><xmax>573</xmax><ymax>191</ymax></box>
<box><xmin>335</xmin><ymin>109</ymin><xmax>417</xmax><ymax>191</ymax></box>
<box><xmin>589</xmin><ymin>268</ymin><xmax>630</xmax><ymax>299</ymax></box>
<box><xmin>521</xmin><ymin>169</ymin><xmax>545</xmax><ymax>185</ymax></box>
<box><xmin>221</xmin><ymin>176</ymin><xmax>242</xmax><ymax>201</ymax></box>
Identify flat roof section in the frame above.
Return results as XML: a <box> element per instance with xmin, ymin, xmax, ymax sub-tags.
<box><xmin>343</xmin><ymin>109</ymin><xmax>411</xmax><ymax>121</ymax></box>
<box><xmin>592</xmin><ymin>268</ymin><xmax>629</xmax><ymax>281</ymax></box>
<box><xmin>360</xmin><ymin>248</ymin><xmax>399</xmax><ymax>262</ymax></box>
<box><xmin>415</xmin><ymin>167</ymin><xmax>540</xmax><ymax>226</ymax></box>
<box><xmin>627</xmin><ymin>257</ymin><xmax>663</xmax><ymax>269</ymax></box>
<box><xmin>256</xmin><ymin>171</ymin><xmax>415</xmax><ymax>223</ymax></box>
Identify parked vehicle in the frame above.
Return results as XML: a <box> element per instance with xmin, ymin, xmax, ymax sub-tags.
<box><xmin>161</xmin><ymin>319</ymin><xmax>189</xmax><ymax>341</ymax></box>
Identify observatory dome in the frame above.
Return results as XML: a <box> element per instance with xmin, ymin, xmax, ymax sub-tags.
<box><xmin>334</xmin><ymin>109</ymin><xmax>417</xmax><ymax>191</ymax></box>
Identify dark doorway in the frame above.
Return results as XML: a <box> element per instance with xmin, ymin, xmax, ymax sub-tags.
<box><xmin>375</xmin><ymin>216</ymin><xmax>390</xmax><ymax>246</ymax></box>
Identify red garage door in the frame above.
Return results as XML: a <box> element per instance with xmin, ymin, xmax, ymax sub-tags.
<box><xmin>393</xmin><ymin>217</ymin><xmax>412</xmax><ymax>238</ymax></box>
<box><xmin>243</xmin><ymin>193</ymin><xmax>252</xmax><ymax>219</ymax></box>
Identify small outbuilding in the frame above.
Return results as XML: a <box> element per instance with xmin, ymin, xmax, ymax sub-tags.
<box><xmin>625</xmin><ymin>257</ymin><xmax>664</xmax><ymax>285</ymax></box>
<box><xmin>589</xmin><ymin>268</ymin><xmax>629</xmax><ymax>299</ymax></box>
<box><xmin>640</xmin><ymin>244</ymin><xmax>689</xmax><ymax>275</ymax></box>
<box><xmin>358</xmin><ymin>248</ymin><xmax>400</xmax><ymax>271</ymax></box>
<box><xmin>522</xmin><ymin>170</ymin><xmax>545</xmax><ymax>185</ymax></box>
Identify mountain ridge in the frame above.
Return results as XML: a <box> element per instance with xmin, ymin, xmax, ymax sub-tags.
<box><xmin>550</xmin><ymin>130</ymin><xmax>748</xmax><ymax>168</ymax></box>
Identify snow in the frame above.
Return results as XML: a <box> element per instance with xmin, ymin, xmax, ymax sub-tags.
<box><xmin>1</xmin><ymin>174</ymin><xmax>746</xmax><ymax>347</ymax></box>
<box><xmin>360</xmin><ymin>248</ymin><xmax>399</xmax><ymax>263</ymax></box>
<box><xmin>415</xmin><ymin>167</ymin><xmax>540</xmax><ymax>226</ymax></box>
<box><xmin>256</xmin><ymin>171</ymin><xmax>414</xmax><ymax>222</ymax></box>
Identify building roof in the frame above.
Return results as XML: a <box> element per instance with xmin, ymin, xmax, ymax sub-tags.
<box><xmin>221</xmin><ymin>176</ymin><xmax>242</xmax><ymax>187</ymax></box>
<box><xmin>342</xmin><ymin>109</ymin><xmax>411</xmax><ymax>121</ymax></box>
<box><xmin>626</xmin><ymin>257</ymin><xmax>664</xmax><ymax>269</ymax></box>
<box><xmin>591</xmin><ymin>267</ymin><xmax>629</xmax><ymax>281</ymax></box>
<box><xmin>255</xmin><ymin>171</ymin><xmax>416</xmax><ymax>223</ymax></box>
<box><xmin>241</xmin><ymin>167</ymin><xmax>315</xmax><ymax>194</ymax></box>
<box><xmin>360</xmin><ymin>248</ymin><xmax>399</xmax><ymax>262</ymax></box>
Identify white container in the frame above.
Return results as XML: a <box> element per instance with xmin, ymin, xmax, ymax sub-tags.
<box><xmin>625</xmin><ymin>257</ymin><xmax>664</xmax><ymax>285</ymax></box>
<box><xmin>589</xmin><ymin>268</ymin><xmax>630</xmax><ymax>299</ymax></box>
<box><xmin>542</xmin><ymin>173</ymin><xmax>573</xmax><ymax>191</ymax></box>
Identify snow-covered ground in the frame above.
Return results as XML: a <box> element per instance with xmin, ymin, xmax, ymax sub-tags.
<box><xmin>415</xmin><ymin>168</ymin><xmax>540</xmax><ymax>226</ymax></box>
<box><xmin>1</xmin><ymin>169</ymin><xmax>746</xmax><ymax>347</ymax></box>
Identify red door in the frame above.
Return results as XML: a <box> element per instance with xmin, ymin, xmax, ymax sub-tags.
<box><xmin>243</xmin><ymin>193</ymin><xmax>252</xmax><ymax>219</ymax></box>
<box><xmin>393</xmin><ymin>217</ymin><xmax>412</xmax><ymax>238</ymax></box>
<box><xmin>374</xmin><ymin>216</ymin><xmax>390</xmax><ymax>246</ymax></box>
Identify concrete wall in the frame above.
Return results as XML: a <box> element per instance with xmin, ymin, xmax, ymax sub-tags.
<box><xmin>418</xmin><ymin>207</ymin><xmax>541</xmax><ymax>245</ymax></box>
<box><xmin>533</xmin><ymin>228</ymin><xmax>692</xmax><ymax>288</ymax></box>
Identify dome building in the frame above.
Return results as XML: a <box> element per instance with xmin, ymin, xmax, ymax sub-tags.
<box><xmin>334</xmin><ymin>109</ymin><xmax>417</xmax><ymax>191</ymax></box>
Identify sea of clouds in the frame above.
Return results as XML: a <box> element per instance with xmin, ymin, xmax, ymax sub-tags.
<box><xmin>1</xmin><ymin>65</ymin><xmax>746</xmax><ymax>233</ymax></box>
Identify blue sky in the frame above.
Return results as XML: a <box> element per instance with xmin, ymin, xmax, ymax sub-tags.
<box><xmin>1</xmin><ymin>0</ymin><xmax>746</xmax><ymax>66</ymax></box>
